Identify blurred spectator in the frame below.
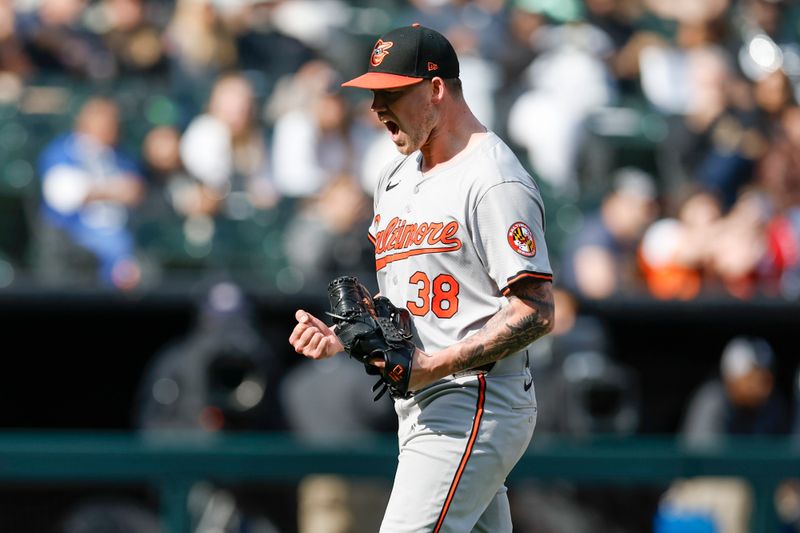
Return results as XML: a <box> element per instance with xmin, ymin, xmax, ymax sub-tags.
<box><xmin>269</xmin><ymin>60</ymin><xmax>374</xmax><ymax>279</ymax></box>
<box><xmin>135</xmin><ymin>280</ymin><xmax>285</xmax><ymax>432</ymax></box>
<box><xmin>133</xmin><ymin>282</ymin><xmax>284</xmax><ymax>533</ymax></box>
<box><xmin>179</xmin><ymin>71</ymin><xmax>278</xmax><ymax>221</ymax></box>
<box><xmin>752</xmin><ymin>68</ymin><xmax>796</xmax><ymax>137</ymax></box>
<box><xmin>648</xmin><ymin>42</ymin><xmax>765</xmax><ymax>203</ymax></box>
<box><xmin>640</xmin><ymin>179</ymin><xmax>788</xmax><ymax>300</ymax></box>
<box><xmin>269</xmin><ymin>60</ymin><xmax>373</xmax><ymax>197</ymax></box>
<box><xmin>14</xmin><ymin>0</ymin><xmax>115</xmax><ymax>81</ymax></box>
<box><xmin>553</xmin><ymin>336</ymin><xmax>640</xmax><ymax>437</ymax></box>
<box><xmin>654</xmin><ymin>335</ymin><xmax>791</xmax><ymax>533</ymax></box>
<box><xmin>638</xmin><ymin>184</ymin><xmax>723</xmax><ymax>300</ymax></box>
<box><xmin>491</xmin><ymin>3</ymin><xmax>547</xmax><ymax>140</ymax></box>
<box><xmin>777</xmin><ymin>479</ymin><xmax>800</xmax><ymax>533</ymax></box>
<box><xmin>0</xmin><ymin>0</ymin><xmax>32</xmax><ymax>98</ymax></box>
<box><xmin>220</xmin><ymin>0</ymin><xmax>317</xmax><ymax>96</ymax></box>
<box><xmin>758</xmin><ymin>106</ymin><xmax>800</xmax><ymax>299</ymax></box>
<box><xmin>638</xmin><ymin>37</ymin><xmax>725</xmax><ymax>118</ymax></box>
<box><xmin>636</xmin><ymin>2</ymin><xmax>744</xmax><ymax>150</ymax></box>
<box><xmin>585</xmin><ymin>0</ymin><xmax>639</xmax><ymax>54</ymax></box>
<box><xmin>263</xmin><ymin>59</ymin><xmax>336</xmax><ymax>126</ymax></box>
<box><xmin>507</xmin><ymin>0</ymin><xmax>619</xmax><ymax>197</ymax></box>
<box><xmin>641</xmin><ymin>0</ymin><xmax>731</xmax><ymax>46</ymax></box>
<box><xmin>35</xmin><ymin>96</ymin><xmax>146</xmax><ymax>290</ymax></box>
<box><xmin>90</xmin><ymin>0</ymin><xmax>167</xmax><ymax>78</ymax></box>
<box><xmin>262</xmin><ymin>0</ymin><xmax>351</xmax><ymax>53</ymax></box>
<box><xmin>281</xmin><ymin>173</ymin><xmax>373</xmax><ymax>280</ymax></box>
<box><xmin>640</xmin><ymin>23</ymin><xmax>767</xmax><ymax>205</ymax></box>
<box><xmin>140</xmin><ymin>124</ymin><xmax>212</xmax><ymax>219</ymax></box>
<box><xmin>558</xmin><ymin>167</ymin><xmax>659</xmax><ymax>299</ymax></box>
<box><xmin>763</xmin><ymin>196</ymin><xmax>800</xmax><ymax>301</ymax></box>
<box><xmin>704</xmin><ymin>187</ymin><xmax>773</xmax><ymax>299</ymax></box>
<box><xmin>583</xmin><ymin>0</ymin><xmax>662</xmax><ymax>94</ymax></box>
<box><xmin>681</xmin><ymin>335</ymin><xmax>790</xmax><ymax>445</ymax></box>
<box><xmin>162</xmin><ymin>0</ymin><xmax>238</xmax><ymax>121</ymax></box>
<box><xmin>136</xmin><ymin>122</ymin><xmax>228</xmax><ymax>267</ymax></box>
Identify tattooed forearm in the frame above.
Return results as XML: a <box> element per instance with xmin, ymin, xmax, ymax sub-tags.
<box><xmin>460</xmin><ymin>344</ymin><xmax>488</xmax><ymax>369</ymax></box>
<box><xmin>452</xmin><ymin>279</ymin><xmax>554</xmax><ymax>373</ymax></box>
<box><xmin>505</xmin><ymin>313</ymin><xmax>551</xmax><ymax>351</ymax></box>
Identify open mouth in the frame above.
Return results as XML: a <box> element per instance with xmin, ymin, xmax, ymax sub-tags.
<box><xmin>383</xmin><ymin>119</ymin><xmax>399</xmax><ymax>136</ymax></box>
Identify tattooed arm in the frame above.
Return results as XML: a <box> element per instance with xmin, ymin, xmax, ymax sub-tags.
<box><xmin>408</xmin><ymin>277</ymin><xmax>554</xmax><ymax>390</ymax></box>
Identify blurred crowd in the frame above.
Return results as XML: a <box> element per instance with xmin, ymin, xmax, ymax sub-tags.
<box><xmin>2</xmin><ymin>2</ymin><xmax>800</xmax><ymax>531</ymax></box>
<box><xmin>0</xmin><ymin>0</ymin><xmax>796</xmax><ymax>300</ymax></box>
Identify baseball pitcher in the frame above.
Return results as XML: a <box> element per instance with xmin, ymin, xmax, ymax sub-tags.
<box><xmin>289</xmin><ymin>24</ymin><xmax>555</xmax><ymax>533</ymax></box>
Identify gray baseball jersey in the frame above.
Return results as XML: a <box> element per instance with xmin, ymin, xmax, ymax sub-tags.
<box><xmin>368</xmin><ymin>132</ymin><xmax>553</xmax><ymax>532</ymax></box>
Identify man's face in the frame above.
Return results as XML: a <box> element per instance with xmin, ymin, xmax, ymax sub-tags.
<box><xmin>77</xmin><ymin>100</ymin><xmax>120</xmax><ymax>146</ymax></box>
<box><xmin>725</xmin><ymin>368</ymin><xmax>774</xmax><ymax>408</ymax></box>
<box><xmin>370</xmin><ymin>81</ymin><xmax>435</xmax><ymax>155</ymax></box>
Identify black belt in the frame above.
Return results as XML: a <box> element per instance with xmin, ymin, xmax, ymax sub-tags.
<box><xmin>453</xmin><ymin>362</ymin><xmax>495</xmax><ymax>378</ymax></box>
<box><xmin>474</xmin><ymin>362</ymin><xmax>495</xmax><ymax>372</ymax></box>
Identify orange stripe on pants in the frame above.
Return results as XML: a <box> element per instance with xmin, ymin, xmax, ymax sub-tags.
<box><xmin>433</xmin><ymin>374</ymin><xmax>487</xmax><ymax>533</ymax></box>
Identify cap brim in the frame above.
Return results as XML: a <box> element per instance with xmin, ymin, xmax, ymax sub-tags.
<box><xmin>341</xmin><ymin>72</ymin><xmax>424</xmax><ymax>89</ymax></box>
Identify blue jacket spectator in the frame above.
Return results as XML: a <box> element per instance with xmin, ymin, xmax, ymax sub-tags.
<box><xmin>36</xmin><ymin>96</ymin><xmax>145</xmax><ymax>290</ymax></box>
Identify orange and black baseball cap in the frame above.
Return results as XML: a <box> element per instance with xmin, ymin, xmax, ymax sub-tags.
<box><xmin>342</xmin><ymin>24</ymin><xmax>459</xmax><ymax>90</ymax></box>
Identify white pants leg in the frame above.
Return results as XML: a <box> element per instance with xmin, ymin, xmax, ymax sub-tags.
<box><xmin>380</xmin><ymin>371</ymin><xmax>537</xmax><ymax>533</ymax></box>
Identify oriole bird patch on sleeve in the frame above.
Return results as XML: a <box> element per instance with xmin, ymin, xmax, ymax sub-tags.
<box><xmin>507</xmin><ymin>222</ymin><xmax>536</xmax><ymax>257</ymax></box>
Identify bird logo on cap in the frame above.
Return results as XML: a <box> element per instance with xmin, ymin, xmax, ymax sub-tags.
<box><xmin>370</xmin><ymin>40</ymin><xmax>394</xmax><ymax>66</ymax></box>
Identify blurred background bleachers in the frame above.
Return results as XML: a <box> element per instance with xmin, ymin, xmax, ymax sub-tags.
<box><xmin>2</xmin><ymin>0</ymin><xmax>800</xmax><ymax>532</ymax></box>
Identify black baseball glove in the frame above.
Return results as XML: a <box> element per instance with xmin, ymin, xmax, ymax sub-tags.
<box><xmin>327</xmin><ymin>276</ymin><xmax>415</xmax><ymax>400</ymax></box>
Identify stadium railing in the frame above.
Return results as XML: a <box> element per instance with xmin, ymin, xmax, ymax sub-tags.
<box><xmin>0</xmin><ymin>432</ymin><xmax>796</xmax><ymax>532</ymax></box>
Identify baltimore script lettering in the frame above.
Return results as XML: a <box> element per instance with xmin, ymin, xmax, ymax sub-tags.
<box><xmin>373</xmin><ymin>216</ymin><xmax>463</xmax><ymax>270</ymax></box>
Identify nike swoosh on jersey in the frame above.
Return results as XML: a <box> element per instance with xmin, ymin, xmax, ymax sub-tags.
<box><xmin>524</xmin><ymin>378</ymin><xmax>533</xmax><ymax>391</ymax></box>
<box><xmin>385</xmin><ymin>180</ymin><xmax>400</xmax><ymax>191</ymax></box>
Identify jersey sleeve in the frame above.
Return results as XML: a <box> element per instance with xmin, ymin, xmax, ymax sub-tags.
<box><xmin>472</xmin><ymin>180</ymin><xmax>553</xmax><ymax>295</ymax></box>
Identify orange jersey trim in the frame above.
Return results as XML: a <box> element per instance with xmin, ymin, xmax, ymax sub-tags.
<box><xmin>433</xmin><ymin>373</ymin><xmax>487</xmax><ymax>533</ymax></box>
<box><xmin>501</xmin><ymin>271</ymin><xmax>554</xmax><ymax>296</ymax></box>
<box><xmin>375</xmin><ymin>243</ymin><xmax>462</xmax><ymax>271</ymax></box>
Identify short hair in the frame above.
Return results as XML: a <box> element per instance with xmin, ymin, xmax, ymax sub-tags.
<box><xmin>444</xmin><ymin>77</ymin><xmax>463</xmax><ymax>97</ymax></box>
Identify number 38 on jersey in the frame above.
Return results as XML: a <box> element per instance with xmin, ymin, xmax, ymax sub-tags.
<box><xmin>407</xmin><ymin>272</ymin><xmax>460</xmax><ymax>319</ymax></box>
